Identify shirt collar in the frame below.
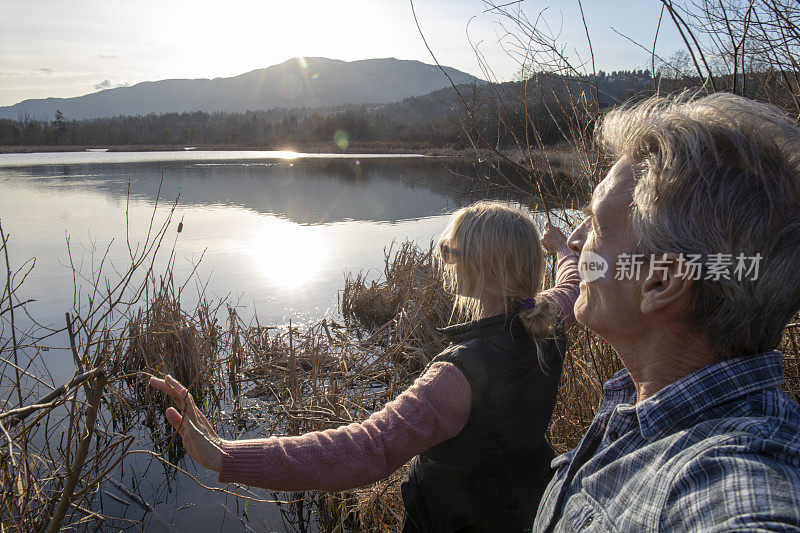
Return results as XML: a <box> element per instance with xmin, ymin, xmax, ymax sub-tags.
<box><xmin>601</xmin><ymin>367</ymin><xmax>637</xmax><ymax>405</ymax></box>
<box><xmin>632</xmin><ymin>351</ymin><xmax>785</xmax><ymax>439</ymax></box>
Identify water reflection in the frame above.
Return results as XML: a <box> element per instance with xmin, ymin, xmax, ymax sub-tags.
<box><xmin>7</xmin><ymin>156</ymin><xmax>514</xmax><ymax>224</ymax></box>
<box><xmin>0</xmin><ymin>152</ymin><xmax>569</xmax><ymax>531</ymax></box>
<box><xmin>244</xmin><ymin>216</ymin><xmax>331</xmax><ymax>289</ymax></box>
<box><xmin>0</xmin><ymin>154</ymin><xmax>521</xmax><ymax>362</ymax></box>
<box><xmin>0</xmin><ymin>149</ymin><xmax>427</xmax><ymax>167</ymax></box>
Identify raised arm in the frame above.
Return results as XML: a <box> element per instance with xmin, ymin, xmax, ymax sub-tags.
<box><xmin>539</xmin><ymin>221</ymin><xmax>580</xmax><ymax>327</ymax></box>
<box><xmin>150</xmin><ymin>362</ymin><xmax>471</xmax><ymax>492</ymax></box>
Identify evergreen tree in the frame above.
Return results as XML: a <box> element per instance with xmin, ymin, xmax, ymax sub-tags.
<box><xmin>52</xmin><ymin>109</ymin><xmax>67</xmax><ymax>145</ymax></box>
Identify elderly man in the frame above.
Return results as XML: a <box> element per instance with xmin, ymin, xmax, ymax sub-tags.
<box><xmin>534</xmin><ymin>93</ymin><xmax>800</xmax><ymax>531</ymax></box>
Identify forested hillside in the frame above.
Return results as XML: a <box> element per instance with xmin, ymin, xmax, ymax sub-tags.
<box><xmin>0</xmin><ymin>70</ymin><xmax>665</xmax><ymax>149</ymax></box>
<box><xmin>5</xmin><ymin>69</ymin><xmax>777</xmax><ymax>150</ymax></box>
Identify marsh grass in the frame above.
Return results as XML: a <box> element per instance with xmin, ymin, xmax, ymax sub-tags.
<box><xmin>241</xmin><ymin>240</ymin><xmax>452</xmax><ymax>531</ymax></box>
<box><xmin>278</xmin><ymin>241</ymin><xmax>800</xmax><ymax>530</ymax></box>
<box><xmin>3</xmin><ymin>185</ymin><xmax>800</xmax><ymax>531</ymax></box>
<box><xmin>0</xmin><ymin>191</ymin><xmax>186</xmax><ymax>531</ymax></box>
<box><xmin>5</xmin><ymin>208</ymin><xmax>797</xmax><ymax>531</ymax></box>
<box><xmin>121</xmin><ymin>273</ymin><xmax>225</xmax><ymax>409</ymax></box>
<box><xmin>4</xmin><ymin>4</ymin><xmax>800</xmax><ymax>524</ymax></box>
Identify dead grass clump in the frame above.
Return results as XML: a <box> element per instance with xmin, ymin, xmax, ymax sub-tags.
<box><xmin>223</xmin><ymin>240</ymin><xmax>453</xmax><ymax>530</ymax></box>
<box><xmin>351</xmin><ymin>467</ymin><xmax>408</xmax><ymax>532</ymax></box>
<box><xmin>546</xmin><ymin>327</ymin><xmax>621</xmax><ymax>453</ymax></box>
<box><xmin>119</xmin><ymin>273</ymin><xmax>224</xmax><ymax>409</ymax></box>
<box><xmin>342</xmin><ymin>272</ymin><xmax>399</xmax><ymax>330</ymax></box>
<box><xmin>342</xmin><ymin>240</ymin><xmax>453</xmax><ymax>372</ymax></box>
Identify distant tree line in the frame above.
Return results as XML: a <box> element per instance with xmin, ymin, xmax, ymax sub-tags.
<box><xmin>2</xmin><ymin>66</ymin><xmax>795</xmax><ymax>149</ymax></box>
<box><xmin>0</xmin><ymin>70</ymin><xmax>660</xmax><ymax>149</ymax></box>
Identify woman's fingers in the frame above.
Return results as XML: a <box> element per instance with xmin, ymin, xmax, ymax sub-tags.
<box><xmin>165</xmin><ymin>406</ymin><xmax>185</xmax><ymax>434</ymax></box>
<box><xmin>149</xmin><ymin>378</ymin><xmax>181</xmax><ymax>410</ymax></box>
<box><xmin>541</xmin><ymin>221</ymin><xmax>568</xmax><ymax>254</ymax></box>
<box><xmin>184</xmin><ymin>389</ymin><xmax>217</xmax><ymax>436</ymax></box>
<box><xmin>150</xmin><ymin>375</ymin><xmax>225</xmax><ymax>472</ymax></box>
<box><xmin>545</xmin><ymin>221</ymin><xmax>567</xmax><ymax>239</ymax></box>
<box><xmin>172</xmin><ymin>380</ymin><xmax>214</xmax><ymax>433</ymax></box>
<box><xmin>164</xmin><ymin>374</ymin><xmax>189</xmax><ymax>408</ymax></box>
<box><xmin>149</xmin><ymin>374</ymin><xmax>219</xmax><ymax>437</ymax></box>
<box><xmin>149</xmin><ymin>376</ymin><xmax>184</xmax><ymax>407</ymax></box>
<box><xmin>164</xmin><ymin>374</ymin><xmax>185</xmax><ymax>392</ymax></box>
<box><xmin>166</xmin><ymin>407</ymin><xmax>224</xmax><ymax>472</ymax></box>
<box><xmin>149</xmin><ymin>374</ymin><xmax>190</xmax><ymax>410</ymax></box>
<box><xmin>148</xmin><ymin>376</ymin><xmax>170</xmax><ymax>394</ymax></box>
<box><xmin>166</xmin><ymin>405</ymin><xmax>204</xmax><ymax>442</ymax></box>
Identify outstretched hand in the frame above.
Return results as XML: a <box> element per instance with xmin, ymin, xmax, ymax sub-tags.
<box><xmin>540</xmin><ymin>221</ymin><xmax>568</xmax><ymax>255</ymax></box>
<box><xmin>148</xmin><ymin>374</ymin><xmax>227</xmax><ymax>472</ymax></box>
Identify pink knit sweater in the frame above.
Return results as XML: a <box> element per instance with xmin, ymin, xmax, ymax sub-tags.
<box><xmin>218</xmin><ymin>244</ymin><xmax>580</xmax><ymax>491</ymax></box>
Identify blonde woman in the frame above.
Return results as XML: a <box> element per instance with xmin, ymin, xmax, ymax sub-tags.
<box><xmin>150</xmin><ymin>200</ymin><xmax>579</xmax><ymax>532</ymax></box>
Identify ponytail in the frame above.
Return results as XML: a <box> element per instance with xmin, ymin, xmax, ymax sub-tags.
<box><xmin>518</xmin><ymin>295</ymin><xmax>560</xmax><ymax>373</ymax></box>
<box><xmin>518</xmin><ymin>295</ymin><xmax>558</xmax><ymax>339</ymax></box>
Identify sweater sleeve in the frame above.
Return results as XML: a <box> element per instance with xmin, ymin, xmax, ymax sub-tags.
<box><xmin>217</xmin><ymin>361</ymin><xmax>472</xmax><ymax>492</ymax></box>
<box><xmin>540</xmin><ymin>243</ymin><xmax>580</xmax><ymax>328</ymax></box>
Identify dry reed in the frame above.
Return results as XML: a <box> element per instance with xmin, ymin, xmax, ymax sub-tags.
<box><xmin>236</xmin><ymin>237</ymin><xmax>800</xmax><ymax>531</ymax></box>
<box><xmin>209</xmin><ymin>240</ymin><xmax>454</xmax><ymax>531</ymax></box>
<box><xmin>4</xmin><ymin>181</ymin><xmax>800</xmax><ymax>531</ymax></box>
<box><xmin>4</xmin><ymin>3</ymin><xmax>800</xmax><ymax>526</ymax></box>
<box><xmin>120</xmin><ymin>272</ymin><xmax>225</xmax><ymax>410</ymax></box>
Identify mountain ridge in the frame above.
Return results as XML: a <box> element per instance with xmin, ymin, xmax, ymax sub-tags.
<box><xmin>0</xmin><ymin>57</ymin><xmax>481</xmax><ymax>121</ymax></box>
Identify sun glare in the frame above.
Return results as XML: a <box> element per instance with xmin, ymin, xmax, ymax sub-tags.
<box><xmin>271</xmin><ymin>150</ymin><xmax>301</xmax><ymax>159</ymax></box>
<box><xmin>247</xmin><ymin>217</ymin><xmax>329</xmax><ymax>290</ymax></box>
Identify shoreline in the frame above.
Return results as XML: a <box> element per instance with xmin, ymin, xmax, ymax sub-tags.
<box><xmin>0</xmin><ymin>141</ymin><xmax>487</xmax><ymax>157</ymax></box>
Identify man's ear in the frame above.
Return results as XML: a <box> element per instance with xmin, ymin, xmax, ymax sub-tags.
<box><xmin>640</xmin><ymin>253</ymin><xmax>693</xmax><ymax>315</ymax></box>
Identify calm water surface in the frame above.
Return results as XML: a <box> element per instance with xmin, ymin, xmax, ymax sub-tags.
<box><xmin>0</xmin><ymin>152</ymin><xmax>511</xmax><ymax>348</ymax></box>
<box><xmin>0</xmin><ymin>151</ymin><xmax>528</xmax><ymax>531</ymax></box>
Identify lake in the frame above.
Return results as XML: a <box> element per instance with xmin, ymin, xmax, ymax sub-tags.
<box><xmin>0</xmin><ymin>150</ymin><xmax>538</xmax><ymax>531</ymax></box>
<box><xmin>1</xmin><ymin>151</ymin><xmax>536</xmax><ymax>374</ymax></box>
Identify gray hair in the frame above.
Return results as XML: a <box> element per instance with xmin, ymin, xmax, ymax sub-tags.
<box><xmin>598</xmin><ymin>91</ymin><xmax>800</xmax><ymax>358</ymax></box>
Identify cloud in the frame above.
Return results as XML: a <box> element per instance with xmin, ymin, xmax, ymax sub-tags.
<box><xmin>94</xmin><ymin>79</ymin><xmax>130</xmax><ymax>90</ymax></box>
<box><xmin>98</xmin><ymin>54</ymin><xmax>119</xmax><ymax>59</ymax></box>
<box><xmin>0</xmin><ymin>70</ymin><xmax>28</xmax><ymax>78</ymax></box>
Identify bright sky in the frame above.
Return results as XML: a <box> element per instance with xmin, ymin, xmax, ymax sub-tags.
<box><xmin>0</xmin><ymin>0</ymin><xmax>685</xmax><ymax>107</ymax></box>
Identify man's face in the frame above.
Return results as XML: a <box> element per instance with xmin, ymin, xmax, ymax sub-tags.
<box><xmin>568</xmin><ymin>158</ymin><xmax>642</xmax><ymax>337</ymax></box>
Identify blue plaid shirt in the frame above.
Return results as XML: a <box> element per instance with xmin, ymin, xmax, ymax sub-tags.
<box><xmin>534</xmin><ymin>351</ymin><xmax>800</xmax><ymax>532</ymax></box>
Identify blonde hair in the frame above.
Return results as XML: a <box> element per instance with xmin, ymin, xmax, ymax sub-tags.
<box><xmin>436</xmin><ymin>200</ymin><xmax>558</xmax><ymax>342</ymax></box>
<box><xmin>598</xmin><ymin>91</ymin><xmax>800</xmax><ymax>357</ymax></box>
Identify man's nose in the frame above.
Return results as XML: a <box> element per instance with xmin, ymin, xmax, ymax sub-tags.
<box><xmin>568</xmin><ymin>219</ymin><xmax>589</xmax><ymax>254</ymax></box>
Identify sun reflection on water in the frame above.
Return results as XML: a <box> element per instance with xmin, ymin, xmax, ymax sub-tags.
<box><xmin>270</xmin><ymin>150</ymin><xmax>300</xmax><ymax>159</ymax></box>
<box><xmin>246</xmin><ymin>216</ymin><xmax>330</xmax><ymax>289</ymax></box>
